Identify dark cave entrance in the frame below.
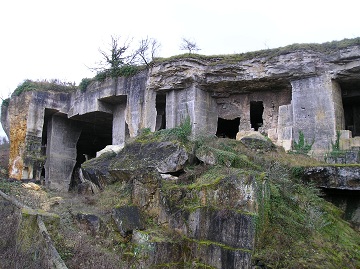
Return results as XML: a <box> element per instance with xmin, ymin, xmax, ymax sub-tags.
<box><xmin>75</xmin><ymin>113</ymin><xmax>113</xmax><ymax>168</ymax></box>
<box><xmin>156</xmin><ymin>93</ymin><xmax>166</xmax><ymax>130</ymax></box>
<box><xmin>341</xmin><ymin>84</ymin><xmax>360</xmax><ymax>137</ymax></box>
<box><xmin>216</xmin><ymin>117</ymin><xmax>240</xmax><ymax>139</ymax></box>
<box><xmin>321</xmin><ymin>188</ymin><xmax>360</xmax><ymax>227</ymax></box>
<box><xmin>250</xmin><ymin>101</ymin><xmax>264</xmax><ymax>131</ymax></box>
<box><xmin>70</xmin><ymin>112</ymin><xmax>113</xmax><ymax>189</ymax></box>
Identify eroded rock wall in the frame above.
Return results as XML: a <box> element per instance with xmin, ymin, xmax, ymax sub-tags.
<box><xmin>216</xmin><ymin>88</ymin><xmax>292</xmax><ymax>133</ymax></box>
<box><xmin>166</xmin><ymin>85</ymin><xmax>217</xmax><ymax>136</ymax></box>
<box><xmin>45</xmin><ymin>115</ymin><xmax>82</xmax><ymax>191</ymax></box>
<box><xmin>3</xmin><ymin>43</ymin><xmax>360</xmax><ymax>184</ymax></box>
<box><xmin>8</xmin><ymin>93</ymin><xmax>30</xmax><ymax>179</ymax></box>
<box><xmin>291</xmin><ymin>75</ymin><xmax>345</xmax><ymax>155</ymax></box>
<box><xmin>6</xmin><ymin>91</ymin><xmax>72</xmax><ymax>180</ymax></box>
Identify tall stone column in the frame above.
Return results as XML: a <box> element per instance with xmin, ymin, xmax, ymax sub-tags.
<box><xmin>165</xmin><ymin>86</ymin><xmax>217</xmax><ymax>137</ymax></box>
<box><xmin>291</xmin><ymin>74</ymin><xmax>344</xmax><ymax>155</ymax></box>
<box><xmin>192</xmin><ymin>87</ymin><xmax>217</xmax><ymax>137</ymax></box>
<box><xmin>45</xmin><ymin>115</ymin><xmax>82</xmax><ymax>191</ymax></box>
<box><xmin>112</xmin><ymin>103</ymin><xmax>126</xmax><ymax>145</ymax></box>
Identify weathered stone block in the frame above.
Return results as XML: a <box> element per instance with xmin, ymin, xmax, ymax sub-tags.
<box><xmin>112</xmin><ymin>206</ymin><xmax>145</xmax><ymax>237</ymax></box>
<box><xmin>109</xmin><ymin>141</ymin><xmax>188</xmax><ymax>178</ymax></box>
<box><xmin>303</xmin><ymin>166</ymin><xmax>360</xmax><ymax>190</ymax></box>
<box><xmin>188</xmin><ymin>207</ymin><xmax>255</xmax><ymax>250</ymax></box>
<box><xmin>76</xmin><ymin>213</ymin><xmax>101</xmax><ymax>236</ymax></box>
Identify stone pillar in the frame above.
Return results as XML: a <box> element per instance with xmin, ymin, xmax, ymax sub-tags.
<box><xmin>193</xmin><ymin>87</ymin><xmax>217</xmax><ymax>137</ymax></box>
<box><xmin>142</xmin><ymin>89</ymin><xmax>157</xmax><ymax>132</ymax></box>
<box><xmin>165</xmin><ymin>86</ymin><xmax>217</xmax><ymax>137</ymax></box>
<box><xmin>276</xmin><ymin>104</ymin><xmax>293</xmax><ymax>151</ymax></box>
<box><xmin>291</xmin><ymin>75</ymin><xmax>344</xmax><ymax>155</ymax></box>
<box><xmin>112</xmin><ymin>103</ymin><xmax>126</xmax><ymax>145</ymax></box>
<box><xmin>45</xmin><ymin>115</ymin><xmax>81</xmax><ymax>191</ymax></box>
<box><xmin>166</xmin><ymin>90</ymin><xmax>177</xmax><ymax>129</ymax></box>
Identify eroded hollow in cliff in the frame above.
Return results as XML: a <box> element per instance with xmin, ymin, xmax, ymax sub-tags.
<box><xmin>75</xmin><ymin>112</ymin><xmax>113</xmax><ymax>166</ymax></box>
<box><xmin>340</xmin><ymin>80</ymin><xmax>360</xmax><ymax>137</ymax></box>
<box><xmin>321</xmin><ymin>188</ymin><xmax>360</xmax><ymax>228</ymax></box>
<box><xmin>156</xmin><ymin>93</ymin><xmax>166</xmax><ymax>130</ymax></box>
<box><xmin>216</xmin><ymin>117</ymin><xmax>240</xmax><ymax>139</ymax></box>
<box><xmin>250</xmin><ymin>101</ymin><xmax>264</xmax><ymax>131</ymax></box>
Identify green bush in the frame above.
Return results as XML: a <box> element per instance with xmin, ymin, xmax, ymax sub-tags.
<box><xmin>13</xmin><ymin>79</ymin><xmax>38</xmax><ymax>96</ymax></box>
<box><xmin>157</xmin><ymin>116</ymin><xmax>192</xmax><ymax>143</ymax></box>
<box><xmin>292</xmin><ymin>131</ymin><xmax>314</xmax><ymax>155</ymax></box>
<box><xmin>94</xmin><ymin>65</ymin><xmax>139</xmax><ymax>82</ymax></box>
<box><xmin>12</xmin><ymin>79</ymin><xmax>77</xmax><ymax>97</ymax></box>
<box><xmin>79</xmin><ymin>78</ymin><xmax>93</xmax><ymax>92</ymax></box>
<box><xmin>1</xmin><ymin>98</ymin><xmax>10</xmax><ymax>107</ymax></box>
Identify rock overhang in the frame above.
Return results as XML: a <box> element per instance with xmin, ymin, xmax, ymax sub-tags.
<box><xmin>3</xmin><ymin>39</ymin><xmax>360</xmax><ymax>185</ymax></box>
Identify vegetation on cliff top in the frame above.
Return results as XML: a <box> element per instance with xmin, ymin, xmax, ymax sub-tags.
<box><xmin>11</xmin><ymin>79</ymin><xmax>77</xmax><ymax>97</ymax></box>
<box><xmin>154</xmin><ymin>37</ymin><xmax>360</xmax><ymax>64</ymax></box>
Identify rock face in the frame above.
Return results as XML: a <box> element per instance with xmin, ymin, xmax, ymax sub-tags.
<box><xmin>303</xmin><ymin>166</ymin><xmax>360</xmax><ymax>190</ymax></box>
<box><xmin>79</xmin><ymin>138</ymin><xmax>258</xmax><ymax>268</ymax></box>
<box><xmin>303</xmin><ymin>166</ymin><xmax>360</xmax><ymax>230</ymax></box>
<box><xmin>112</xmin><ymin>206</ymin><xmax>145</xmax><ymax>237</ymax></box>
<box><xmin>2</xmin><ymin>39</ymin><xmax>360</xmax><ymax>190</ymax></box>
<box><xmin>237</xmin><ymin>131</ymin><xmax>276</xmax><ymax>151</ymax></box>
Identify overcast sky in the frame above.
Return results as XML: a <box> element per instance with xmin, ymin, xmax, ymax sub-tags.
<box><xmin>1</xmin><ymin>0</ymin><xmax>360</xmax><ymax>137</ymax></box>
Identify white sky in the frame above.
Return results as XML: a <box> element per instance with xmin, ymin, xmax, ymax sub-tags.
<box><xmin>1</xmin><ymin>0</ymin><xmax>360</xmax><ymax>137</ymax></box>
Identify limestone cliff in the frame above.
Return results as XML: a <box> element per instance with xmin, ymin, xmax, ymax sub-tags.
<box><xmin>1</xmin><ymin>38</ymin><xmax>360</xmax><ymax>189</ymax></box>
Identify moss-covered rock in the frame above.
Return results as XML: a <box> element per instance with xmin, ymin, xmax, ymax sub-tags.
<box><xmin>109</xmin><ymin>141</ymin><xmax>188</xmax><ymax>180</ymax></box>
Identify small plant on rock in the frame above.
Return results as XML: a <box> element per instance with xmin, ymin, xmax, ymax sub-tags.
<box><xmin>292</xmin><ymin>131</ymin><xmax>314</xmax><ymax>155</ymax></box>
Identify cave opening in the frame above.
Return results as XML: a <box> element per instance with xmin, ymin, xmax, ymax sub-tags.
<box><xmin>216</xmin><ymin>117</ymin><xmax>240</xmax><ymax>139</ymax></box>
<box><xmin>75</xmin><ymin>115</ymin><xmax>113</xmax><ymax>169</ymax></box>
<box><xmin>156</xmin><ymin>93</ymin><xmax>166</xmax><ymax>130</ymax></box>
<box><xmin>321</xmin><ymin>188</ymin><xmax>360</xmax><ymax>227</ymax></box>
<box><xmin>250</xmin><ymin>101</ymin><xmax>264</xmax><ymax>131</ymax></box>
<box><xmin>341</xmin><ymin>83</ymin><xmax>360</xmax><ymax>137</ymax></box>
<box><xmin>70</xmin><ymin>113</ymin><xmax>113</xmax><ymax>190</ymax></box>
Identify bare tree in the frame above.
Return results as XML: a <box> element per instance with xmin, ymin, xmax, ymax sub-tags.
<box><xmin>136</xmin><ymin>37</ymin><xmax>161</xmax><ymax>67</ymax></box>
<box><xmin>92</xmin><ymin>36</ymin><xmax>136</xmax><ymax>76</ymax></box>
<box><xmin>180</xmin><ymin>38</ymin><xmax>200</xmax><ymax>54</ymax></box>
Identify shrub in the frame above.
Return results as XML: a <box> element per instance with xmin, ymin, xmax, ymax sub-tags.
<box><xmin>79</xmin><ymin>78</ymin><xmax>93</xmax><ymax>92</ymax></box>
<box><xmin>157</xmin><ymin>116</ymin><xmax>191</xmax><ymax>143</ymax></box>
<box><xmin>12</xmin><ymin>79</ymin><xmax>77</xmax><ymax>97</ymax></box>
<box><xmin>1</xmin><ymin>98</ymin><xmax>10</xmax><ymax>107</ymax></box>
<box><xmin>94</xmin><ymin>65</ymin><xmax>139</xmax><ymax>82</ymax></box>
<box><xmin>13</xmin><ymin>79</ymin><xmax>38</xmax><ymax>96</ymax></box>
<box><xmin>292</xmin><ymin>131</ymin><xmax>314</xmax><ymax>155</ymax></box>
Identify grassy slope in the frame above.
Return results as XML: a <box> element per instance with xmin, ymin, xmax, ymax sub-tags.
<box><xmin>0</xmin><ymin>129</ymin><xmax>359</xmax><ymax>268</ymax></box>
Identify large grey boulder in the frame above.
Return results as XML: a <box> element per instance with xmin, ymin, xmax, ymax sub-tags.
<box><xmin>236</xmin><ymin>131</ymin><xmax>275</xmax><ymax>151</ymax></box>
<box><xmin>109</xmin><ymin>141</ymin><xmax>188</xmax><ymax>181</ymax></box>
<box><xmin>81</xmin><ymin>151</ymin><xmax>117</xmax><ymax>189</ymax></box>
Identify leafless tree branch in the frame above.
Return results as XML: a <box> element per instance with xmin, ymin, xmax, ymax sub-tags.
<box><xmin>180</xmin><ymin>38</ymin><xmax>200</xmax><ymax>54</ymax></box>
